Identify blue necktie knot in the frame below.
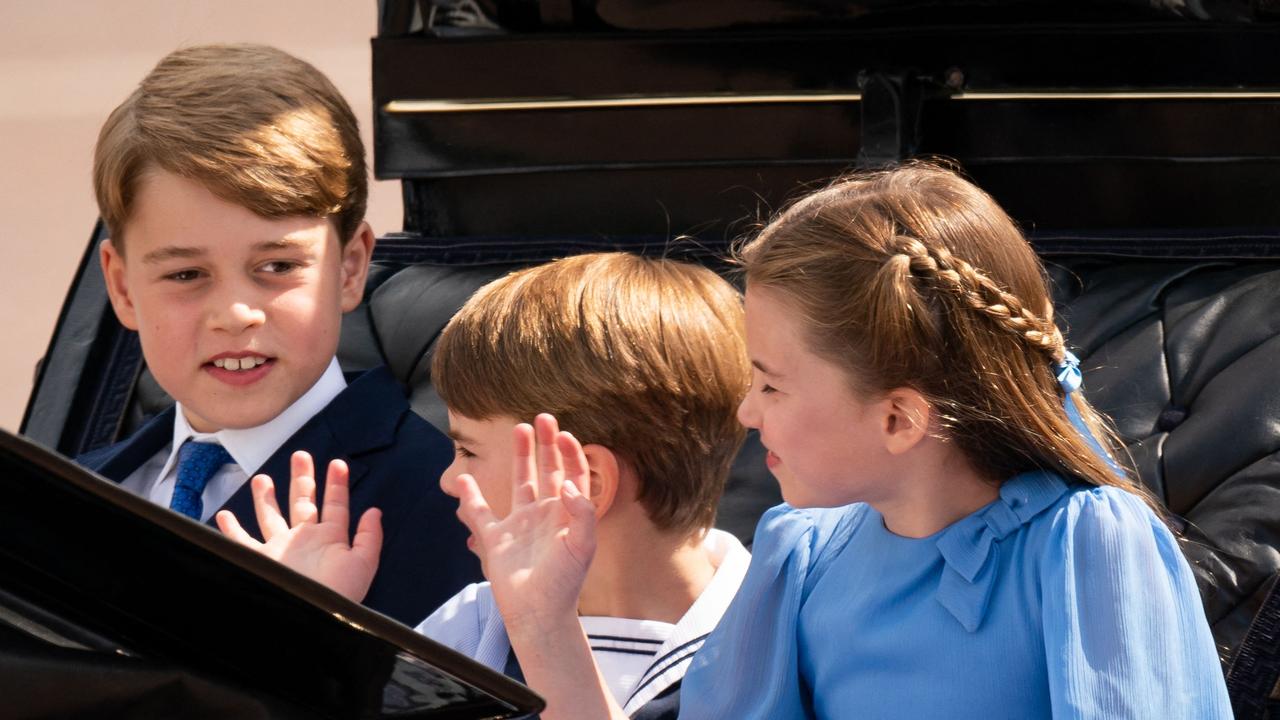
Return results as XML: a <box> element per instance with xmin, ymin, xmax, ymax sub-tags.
<box><xmin>171</xmin><ymin>440</ymin><xmax>233</xmax><ymax>520</ymax></box>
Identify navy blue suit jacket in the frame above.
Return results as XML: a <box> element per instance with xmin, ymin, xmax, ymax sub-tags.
<box><xmin>77</xmin><ymin>366</ymin><xmax>482</xmax><ymax>626</ymax></box>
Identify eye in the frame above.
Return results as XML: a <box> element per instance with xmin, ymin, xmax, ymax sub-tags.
<box><xmin>259</xmin><ymin>260</ymin><xmax>301</xmax><ymax>274</ymax></box>
<box><xmin>163</xmin><ymin>269</ymin><xmax>204</xmax><ymax>282</ymax></box>
<box><xmin>760</xmin><ymin>384</ymin><xmax>778</xmax><ymax>395</ymax></box>
<box><xmin>454</xmin><ymin>445</ymin><xmax>476</xmax><ymax>459</ymax></box>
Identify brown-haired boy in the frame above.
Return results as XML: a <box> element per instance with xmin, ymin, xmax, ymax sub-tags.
<box><xmin>76</xmin><ymin>44</ymin><xmax>480</xmax><ymax>625</ymax></box>
<box><xmin>222</xmin><ymin>252</ymin><xmax>752</xmax><ymax>718</ymax></box>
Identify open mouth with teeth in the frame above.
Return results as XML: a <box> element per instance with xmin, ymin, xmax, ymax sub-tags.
<box><xmin>210</xmin><ymin>356</ymin><xmax>271</xmax><ymax>371</ymax></box>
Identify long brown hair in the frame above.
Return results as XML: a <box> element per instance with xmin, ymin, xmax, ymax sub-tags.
<box><xmin>739</xmin><ymin>162</ymin><xmax>1146</xmax><ymax>500</ymax></box>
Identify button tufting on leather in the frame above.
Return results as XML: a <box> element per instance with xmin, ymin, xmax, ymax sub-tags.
<box><xmin>1157</xmin><ymin>405</ymin><xmax>1189</xmax><ymax>432</ymax></box>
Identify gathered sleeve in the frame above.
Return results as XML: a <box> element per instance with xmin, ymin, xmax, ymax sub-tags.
<box><xmin>1039</xmin><ymin>487</ymin><xmax>1232</xmax><ymax>719</ymax></box>
<box><xmin>678</xmin><ymin>504</ymin><xmax>860</xmax><ymax>720</ymax></box>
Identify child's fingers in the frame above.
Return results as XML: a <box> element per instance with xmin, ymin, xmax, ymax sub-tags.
<box><xmin>215</xmin><ymin>509</ymin><xmax>261</xmax><ymax>548</ymax></box>
<box><xmin>291</xmin><ymin>484</ymin><xmax>318</xmax><ymax>525</ymax></box>
<box><xmin>556</xmin><ymin>431</ymin><xmax>590</xmax><ymax>499</ymax></box>
<box><xmin>455</xmin><ymin>473</ymin><xmax>499</xmax><ymax>538</ymax></box>
<box><xmin>251</xmin><ymin>474</ymin><xmax>289</xmax><ymax>540</ymax></box>
<box><xmin>466</xmin><ymin>530</ymin><xmax>486</xmax><ymax>561</ymax></box>
<box><xmin>288</xmin><ymin>451</ymin><xmax>319</xmax><ymax>526</ymax></box>
<box><xmin>511</xmin><ymin>423</ymin><xmax>538</xmax><ymax>506</ymax></box>
<box><xmin>320</xmin><ymin>459</ymin><xmax>351</xmax><ymax>532</ymax></box>
<box><xmin>561</xmin><ymin>479</ymin><xmax>598</xmax><ymax>570</ymax></box>
<box><xmin>534</xmin><ymin>413</ymin><xmax>564</xmax><ymax>498</ymax></box>
<box><xmin>351</xmin><ymin>508</ymin><xmax>383</xmax><ymax>569</ymax></box>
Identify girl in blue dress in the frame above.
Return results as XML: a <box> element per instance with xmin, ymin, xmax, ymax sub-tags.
<box><xmin>450</xmin><ymin>163</ymin><xmax>1232</xmax><ymax>719</ymax></box>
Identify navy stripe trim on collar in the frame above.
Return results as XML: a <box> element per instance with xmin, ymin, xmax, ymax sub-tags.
<box><xmin>627</xmin><ymin>633</ymin><xmax>710</xmax><ymax>704</ymax></box>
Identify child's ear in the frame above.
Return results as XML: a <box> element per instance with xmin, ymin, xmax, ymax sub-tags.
<box><xmin>580</xmin><ymin>444</ymin><xmax>620</xmax><ymax>519</ymax></box>
<box><xmin>100</xmin><ymin>239</ymin><xmax>140</xmax><ymax>331</ymax></box>
<box><xmin>339</xmin><ymin>221</ymin><xmax>376</xmax><ymax>312</ymax></box>
<box><xmin>881</xmin><ymin>387</ymin><xmax>931</xmax><ymax>455</ymax></box>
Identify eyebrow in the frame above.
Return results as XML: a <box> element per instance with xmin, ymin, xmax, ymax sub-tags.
<box><xmin>752</xmin><ymin>359</ymin><xmax>782</xmax><ymax>377</ymax></box>
<box><xmin>141</xmin><ymin>246</ymin><xmax>205</xmax><ymax>264</ymax></box>
<box><xmin>253</xmin><ymin>238</ymin><xmax>313</xmax><ymax>253</ymax></box>
<box><xmin>448</xmin><ymin>429</ymin><xmax>476</xmax><ymax>445</ymax></box>
<box><xmin>140</xmin><ymin>238</ymin><xmax>313</xmax><ymax>265</ymax></box>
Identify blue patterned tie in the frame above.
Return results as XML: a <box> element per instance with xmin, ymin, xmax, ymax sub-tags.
<box><xmin>170</xmin><ymin>440</ymin><xmax>233</xmax><ymax>520</ymax></box>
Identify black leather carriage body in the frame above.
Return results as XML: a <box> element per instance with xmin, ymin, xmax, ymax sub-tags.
<box><xmin>22</xmin><ymin>1</ymin><xmax>1280</xmax><ymax>717</ymax></box>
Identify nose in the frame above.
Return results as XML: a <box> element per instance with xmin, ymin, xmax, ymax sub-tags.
<box><xmin>439</xmin><ymin>461</ymin><xmax>461</xmax><ymax>499</ymax></box>
<box><xmin>737</xmin><ymin>389</ymin><xmax>760</xmax><ymax>430</ymax></box>
<box><xmin>208</xmin><ymin>283</ymin><xmax>266</xmax><ymax>335</ymax></box>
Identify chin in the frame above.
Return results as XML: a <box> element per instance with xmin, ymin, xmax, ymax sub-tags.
<box><xmin>779</xmin><ymin>490</ymin><xmax>827</xmax><ymax>509</ymax></box>
<box><xmin>782</xmin><ymin>493</ymin><xmax>855</xmax><ymax>510</ymax></box>
<box><xmin>187</xmin><ymin>405</ymin><xmax>287</xmax><ymax>433</ymax></box>
<box><xmin>773</xmin><ymin>470</ymin><xmax>817</xmax><ymax>508</ymax></box>
<box><xmin>776</xmin><ymin>473</ymin><xmax>863</xmax><ymax>509</ymax></box>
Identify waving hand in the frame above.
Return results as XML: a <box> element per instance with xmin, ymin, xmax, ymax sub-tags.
<box><xmin>216</xmin><ymin>451</ymin><xmax>382</xmax><ymax>603</ymax></box>
<box><xmin>453</xmin><ymin>414</ymin><xmax>598</xmax><ymax>625</ymax></box>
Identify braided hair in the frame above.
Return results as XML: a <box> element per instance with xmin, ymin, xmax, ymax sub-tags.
<box><xmin>738</xmin><ymin>162</ymin><xmax>1144</xmax><ymax>499</ymax></box>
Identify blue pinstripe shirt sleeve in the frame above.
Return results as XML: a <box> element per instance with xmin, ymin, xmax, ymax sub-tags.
<box><xmin>415</xmin><ymin>582</ymin><xmax>514</xmax><ymax>672</ymax></box>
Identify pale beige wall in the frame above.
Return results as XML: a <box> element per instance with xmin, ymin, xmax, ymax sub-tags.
<box><xmin>0</xmin><ymin>1</ymin><xmax>402</xmax><ymax>432</ymax></box>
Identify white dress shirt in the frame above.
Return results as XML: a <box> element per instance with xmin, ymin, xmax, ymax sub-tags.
<box><xmin>120</xmin><ymin>358</ymin><xmax>348</xmax><ymax>522</ymax></box>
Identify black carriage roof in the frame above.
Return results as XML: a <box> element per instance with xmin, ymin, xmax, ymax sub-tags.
<box><xmin>371</xmin><ymin>0</ymin><xmax>1280</xmax><ymax>243</ymax></box>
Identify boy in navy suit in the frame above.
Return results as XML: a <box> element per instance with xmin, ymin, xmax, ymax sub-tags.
<box><xmin>76</xmin><ymin>43</ymin><xmax>480</xmax><ymax>625</ymax></box>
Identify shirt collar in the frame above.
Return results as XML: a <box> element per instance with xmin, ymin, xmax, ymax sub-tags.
<box><xmin>622</xmin><ymin>528</ymin><xmax>751</xmax><ymax>713</ymax></box>
<box><xmin>161</xmin><ymin>358</ymin><xmax>348</xmax><ymax>479</ymax></box>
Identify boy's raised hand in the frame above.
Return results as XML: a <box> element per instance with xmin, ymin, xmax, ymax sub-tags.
<box><xmin>216</xmin><ymin>451</ymin><xmax>382</xmax><ymax>603</ymax></box>
<box><xmin>453</xmin><ymin>414</ymin><xmax>599</xmax><ymax>625</ymax></box>
<box><xmin>455</xmin><ymin>415</ymin><xmax>625</xmax><ymax>720</ymax></box>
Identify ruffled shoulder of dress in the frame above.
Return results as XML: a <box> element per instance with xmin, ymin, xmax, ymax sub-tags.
<box><xmin>1040</xmin><ymin>481</ymin><xmax>1174</xmax><ymax>563</ymax></box>
<box><xmin>934</xmin><ymin>471</ymin><xmax>1074</xmax><ymax>633</ymax></box>
<box><xmin>750</xmin><ymin>503</ymin><xmax>867</xmax><ymax>582</ymax></box>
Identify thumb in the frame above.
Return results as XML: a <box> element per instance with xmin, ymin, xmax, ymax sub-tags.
<box><xmin>454</xmin><ymin>473</ymin><xmax>498</xmax><ymax>538</ymax></box>
<box><xmin>216</xmin><ymin>510</ymin><xmax>262</xmax><ymax>549</ymax></box>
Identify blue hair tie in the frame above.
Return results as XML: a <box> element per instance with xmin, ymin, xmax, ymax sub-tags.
<box><xmin>1054</xmin><ymin>349</ymin><xmax>1083</xmax><ymax>394</ymax></box>
<box><xmin>1054</xmin><ymin>349</ymin><xmax>1124</xmax><ymax>477</ymax></box>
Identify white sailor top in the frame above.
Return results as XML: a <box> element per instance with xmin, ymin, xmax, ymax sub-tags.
<box><xmin>415</xmin><ymin>529</ymin><xmax>751</xmax><ymax>718</ymax></box>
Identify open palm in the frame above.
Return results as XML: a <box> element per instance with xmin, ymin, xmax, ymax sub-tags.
<box><xmin>216</xmin><ymin>451</ymin><xmax>382</xmax><ymax>603</ymax></box>
<box><xmin>454</xmin><ymin>414</ymin><xmax>599</xmax><ymax>626</ymax></box>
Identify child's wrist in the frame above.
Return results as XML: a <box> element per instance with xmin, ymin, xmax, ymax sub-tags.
<box><xmin>503</xmin><ymin>607</ymin><xmax>581</xmax><ymax>643</ymax></box>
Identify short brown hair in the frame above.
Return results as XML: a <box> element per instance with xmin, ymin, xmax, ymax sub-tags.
<box><xmin>93</xmin><ymin>43</ymin><xmax>367</xmax><ymax>249</ymax></box>
<box><xmin>433</xmin><ymin>253</ymin><xmax>750</xmax><ymax>535</ymax></box>
<box><xmin>740</xmin><ymin>162</ymin><xmax>1146</xmax><ymax>502</ymax></box>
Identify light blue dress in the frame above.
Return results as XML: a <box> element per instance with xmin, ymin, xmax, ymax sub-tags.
<box><xmin>679</xmin><ymin>471</ymin><xmax>1232</xmax><ymax>719</ymax></box>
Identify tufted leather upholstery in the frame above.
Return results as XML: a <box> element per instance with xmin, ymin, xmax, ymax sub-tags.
<box><xmin>1045</xmin><ymin>256</ymin><xmax>1280</xmax><ymax>674</ymax></box>
<box><xmin>119</xmin><ymin>245</ymin><xmax>1279</xmax><ymax>686</ymax></box>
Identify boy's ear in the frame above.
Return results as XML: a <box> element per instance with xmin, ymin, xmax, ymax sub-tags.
<box><xmin>100</xmin><ymin>239</ymin><xmax>141</xmax><ymax>331</ymax></box>
<box><xmin>880</xmin><ymin>387</ymin><xmax>931</xmax><ymax>455</ymax></box>
<box><xmin>580</xmin><ymin>444</ymin><xmax>620</xmax><ymax>520</ymax></box>
<box><xmin>339</xmin><ymin>221</ymin><xmax>376</xmax><ymax>312</ymax></box>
